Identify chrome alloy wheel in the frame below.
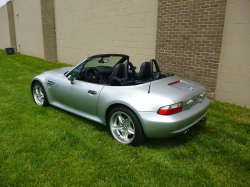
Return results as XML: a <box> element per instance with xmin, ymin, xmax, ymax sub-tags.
<box><xmin>110</xmin><ymin>111</ymin><xmax>135</xmax><ymax>144</ymax></box>
<box><xmin>33</xmin><ymin>84</ymin><xmax>45</xmax><ymax>106</ymax></box>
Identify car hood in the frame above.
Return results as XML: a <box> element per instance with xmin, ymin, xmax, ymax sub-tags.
<box><xmin>45</xmin><ymin>67</ymin><xmax>73</xmax><ymax>76</ymax></box>
<box><xmin>139</xmin><ymin>76</ymin><xmax>205</xmax><ymax>103</ymax></box>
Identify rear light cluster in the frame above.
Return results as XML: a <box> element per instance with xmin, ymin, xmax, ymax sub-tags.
<box><xmin>157</xmin><ymin>92</ymin><xmax>205</xmax><ymax>115</ymax></box>
<box><xmin>157</xmin><ymin>102</ymin><xmax>183</xmax><ymax>115</ymax></box>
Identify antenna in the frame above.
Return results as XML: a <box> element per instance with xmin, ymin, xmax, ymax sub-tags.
<box><xmin>148</xmin><ymin>80</ymin><xmax>152</xmax><ymax>93</ymax></box>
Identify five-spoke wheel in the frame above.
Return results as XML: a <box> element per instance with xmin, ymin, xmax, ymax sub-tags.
<box><xmin>110</xmin><ymin>111</ymin><xmax>135</xmax><ymax>144</ymax></box>
<box><xmin>108</xmin><ymin>106</ymin><xmax>145</xmax><ymax>146</ymax></box>
<box><xmin>32</xmin><ymin>82</ymin><xmax>48</xmax><ymax>107</ymax></box>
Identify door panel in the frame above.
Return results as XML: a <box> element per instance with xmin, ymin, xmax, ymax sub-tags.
<box><xmin>57</xmin><ymin>77</ymin><xmax>104</xmax><ymax>115</ymax></box>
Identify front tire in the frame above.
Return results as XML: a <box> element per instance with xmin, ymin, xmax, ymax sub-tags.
<box><xmin>108</xmin><ymin>106</ymin><xmax>145</xmax><ymax>146</ymax></box>
<box><xmin>32</xmin><ymin>81</ymin><xmax>49</xmax><ymax>107</ymax></box>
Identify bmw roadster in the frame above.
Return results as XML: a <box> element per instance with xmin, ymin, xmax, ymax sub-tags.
<box><xmin>31</xmin><ymin>54</ymin><xmax>210</xmax><ymax>146</ymax></box>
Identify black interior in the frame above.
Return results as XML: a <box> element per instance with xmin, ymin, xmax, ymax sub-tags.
<box><xmin>85</xmin><ymin>68</ymin><xmax>102</xmax><ymax>84</ymax></box>
<box><xmin>137</xmin><ymin>62</ymin><xmax>151</xmax><ymax>80</ymax></box>
<box><xmin>73</xmin><ymin>55</ymin><xmax>173</xmax><ymax>86</ymax></box>
<box><xmin>108</xmin><ymin>64</ymin><xmax>126</xmax><ymax>86</ymax></box>
<box><xmin>150</xmin><ymin>59</ymin><xmax>161</xmax><ymax>80</ymax></box>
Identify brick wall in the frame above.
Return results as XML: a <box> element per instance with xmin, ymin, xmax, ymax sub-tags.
<box><xmin>216</xmin><ymin>0</ymin><xmax>250</xmax><ymax>108</ymax></box>
<box><xmin>13</xmin><ymin>0</ymin><xmax>44</xmax><ymax>58</ymax></box>
<box><xmin>54</xmin><ymin>0</ymin><xmax>158</xmax><ymax>66</ymax></box>
<box><xmin>0</xmin><ymin>5</ymin><xmax>11</xmax><ymax>49</ymax></box>
<box><xmin>156</xmin><ymin>0</ymin><xmax>227</xmax><ymax>99</ymax></box>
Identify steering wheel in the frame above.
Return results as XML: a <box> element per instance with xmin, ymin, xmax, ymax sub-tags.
<box><xmin>150</xmin><ymin>59</ymin><xmax>161</xmax><ymax>80</ymax></box>
<box><xmin>85</xmin><ymin>68</ymin><xmax>102</xmax><ymax>83</ymax></box>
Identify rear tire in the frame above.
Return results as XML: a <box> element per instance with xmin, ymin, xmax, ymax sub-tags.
<box><xmin>32</xmin><ymin>81</ymin><xmax>49</xmax><ymax>107</ymax></box>
<box><xmin>108</xmin><ymin>106</ymin><xmax>146</xmax><ymax>146</ymax></box>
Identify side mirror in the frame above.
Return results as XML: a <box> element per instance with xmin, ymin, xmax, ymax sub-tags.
<box><xmin>68</xmin><ymin>74</ymin><xmax>75</xmax><ymax>84</ymax></box>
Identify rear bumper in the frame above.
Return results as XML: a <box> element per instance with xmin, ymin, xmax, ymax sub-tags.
<box><xmin>136</xmin><ymin>98</ymin><xmax>210</xmax><ymax>138</ymax></box>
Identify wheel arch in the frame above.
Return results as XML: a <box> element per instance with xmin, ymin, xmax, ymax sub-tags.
<box><xmin>31</xmin><ymin>79</ymin><xmax>42</xmax><ymax>92</ymax></box>
<box><xmin>31</xmin><ymin>77</ymin><xmax>51</xmax><ymax>103</ymax></box>
<box><xmin>105</xmin><ymin>103</ymin><xmax>146</xmax><ymax>133</ymax></box>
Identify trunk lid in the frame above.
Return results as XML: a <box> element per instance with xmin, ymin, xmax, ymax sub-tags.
<box><xmin>140</xmin><ymin>76</ymin><xmax>205</xmax><ymax>104</ymax></box>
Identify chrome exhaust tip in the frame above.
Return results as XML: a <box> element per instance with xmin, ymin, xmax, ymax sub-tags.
<box><xmin>183</xmin><ymin>129</ymin><xmax>190</xmax><ymax>134</ymax></box>
<box><xmin>200</xmin><ymin>117</ymin><xmax>207</xmax><ymax>123</ymax></box>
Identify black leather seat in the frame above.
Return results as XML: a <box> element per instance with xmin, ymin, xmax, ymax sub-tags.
<box><xmin>108</xmin><ymin>63</ymin><xmax>125</xmax><ymax>86</ymax></box>
<box><xmin>137</xmin><ymin>62</ymin><xmax>151</xmax><ymax>80</ymax></box>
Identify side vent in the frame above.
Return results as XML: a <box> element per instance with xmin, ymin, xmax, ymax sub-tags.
<box><xmin>47</xmin><ymin>80</ymin><xmax>55</xmax><ymax>86</ymax></box>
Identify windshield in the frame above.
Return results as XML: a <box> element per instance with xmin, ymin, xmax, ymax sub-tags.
<box><xmin>84</xmin><ymin>56</ymin><xmax>123</xmax><ymax>68</ymax></box>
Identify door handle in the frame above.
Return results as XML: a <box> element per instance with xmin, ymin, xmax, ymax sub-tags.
<box><xmin>88</xmin><ymin>90</ymin><xmax>97</xmax><ymax>95</ymax></box>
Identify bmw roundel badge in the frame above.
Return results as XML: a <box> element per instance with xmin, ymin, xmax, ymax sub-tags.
<box><xmin>188</xmin><ymin>86</ymin><xmax>194</xmax><ymax>91</ymax></box>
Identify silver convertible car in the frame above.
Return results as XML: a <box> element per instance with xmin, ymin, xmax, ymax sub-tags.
<box><xmin>31</xmin><ymin>54</ymin><xmax>210</xmax><ymax>146</ymax></box>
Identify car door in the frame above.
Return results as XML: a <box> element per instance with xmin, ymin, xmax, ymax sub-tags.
<box><xmin>57</xmin><ymin>76</ymin><xmax>104</xmax><ymax>115</ymax></box>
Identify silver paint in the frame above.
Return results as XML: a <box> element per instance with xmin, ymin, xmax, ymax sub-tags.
<box><xmin>31</xmin><ymin>64</ymin><xmax>210</xmax><ymax>138</ymax></box>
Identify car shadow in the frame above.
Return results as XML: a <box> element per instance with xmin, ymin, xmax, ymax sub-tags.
<box><xmin>50</xmin><ymin>106</ymin><xmax>207</xmax><ymax>148</ymax></box>
<box><xmin>50</xmin><ymin>106</ymin><xmax>108</xmax><ymax>133</ymax></box>
<box><xmin>142</xmin><ymin>123</ymin><xmax>207</xmax><ymax>149</ymax></box>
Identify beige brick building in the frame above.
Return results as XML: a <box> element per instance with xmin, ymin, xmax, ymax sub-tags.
<box><xmin>0</xmin><ymin>0</ymin><xmax>249</xmax><ymax>108</ymax></box>
<box><xmin>216</xmin><ymin>0</ymin><xmax>250</xmax><ymax>107</ymax></box>
<box><xmin>0</xmin><ymin>5</ymin><xmax>11</xmax><ymax>49</ymax></box>
<box><xmin>54</xmin><ymin>0</ymin><xmax>158</xmax><ymax>67</ymax></box>
<box><xmin>13</xmin><ymin>0</ymin><xmax>44</xmax><ymax>58</ymax></box>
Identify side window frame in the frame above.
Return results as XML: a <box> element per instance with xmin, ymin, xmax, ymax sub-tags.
<box><xmin>65</xmin><ymin>61</ymin><xmax>85</xmax><ymax>79</ymax></box>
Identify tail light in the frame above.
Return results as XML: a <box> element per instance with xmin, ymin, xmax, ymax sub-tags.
<box><xmin>157</xmin><ymin>102</ymin><xmax>183</xmax><ymax>115</ymax></box>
